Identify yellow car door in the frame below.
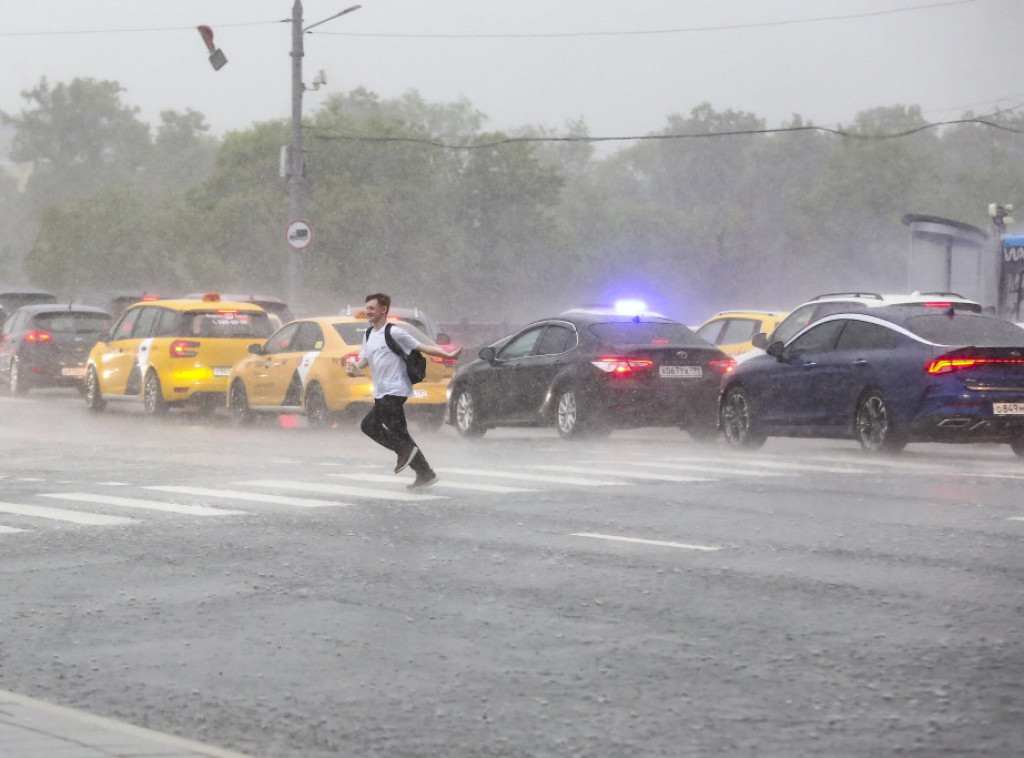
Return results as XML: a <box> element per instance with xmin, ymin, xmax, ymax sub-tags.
<box><xmin>95</xmin><ymin>306</ymin><xmax>146</xmax><ymax>395</ymax></box>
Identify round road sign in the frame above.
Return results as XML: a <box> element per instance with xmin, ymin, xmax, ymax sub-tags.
<box><xmin>286</xmin><ymin>220</ymin><xmax>313</xmax><ymax>250</ymax></box>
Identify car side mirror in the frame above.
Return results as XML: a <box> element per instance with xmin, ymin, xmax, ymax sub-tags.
<box><xmin>751</xmin><ymin>332</ymin><xmax>768</xmax><ymax>350</ymax></box>
<box><xmin>766</xmin><ymin>341</ymin><xmax>785</xmax><ymax>359</ymax></box>
<box><xmin>478</xmin><ymin>346</ymin><xmax>496</xmax><ymax>363</ymax></box>
<box><xmin>248</xmin><ymin>343</ymin><xmax>264</xmax><ymax>355</ymax></box>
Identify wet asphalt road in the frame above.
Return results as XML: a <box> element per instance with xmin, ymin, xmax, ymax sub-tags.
<box><xmin>1</xmin><ymin>390</ymin><xmax>1022</xmax><ymax>757</ymax></box>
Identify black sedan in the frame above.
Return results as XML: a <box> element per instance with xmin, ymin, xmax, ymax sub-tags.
<box><xmin>0</xmin><ymin>303</ymin><xmax>111</xmax><ymax>394</ymax></box>
<box><xmin>720</xmin><ymin>304</ymin><xmax>1024</xmax><ymax>456</ymax></box>
<box><xmin>445</xmin><ymin>309</ymin><xmax>735</xmax><ymax>439</ymax></box>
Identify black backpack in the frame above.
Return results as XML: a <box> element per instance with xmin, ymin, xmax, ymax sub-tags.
<box><xmin>382</xmin><ymin>323</ymin><xmax>427</xmax><ymax>384</ymax></box>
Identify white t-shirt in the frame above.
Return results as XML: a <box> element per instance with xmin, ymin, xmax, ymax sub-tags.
<box><xmin>359</xmin><ymin>324</ymin><xmax>421</xmax><ymax>398</ymax></box>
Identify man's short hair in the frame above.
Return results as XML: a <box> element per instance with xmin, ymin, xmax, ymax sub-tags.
<box><xmin>365</xmin><ymin>293</ymin><xmax>391</xmax><ymax>313</ymax></box>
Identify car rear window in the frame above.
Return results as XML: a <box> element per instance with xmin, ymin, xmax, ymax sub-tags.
<box><xmin>905</xmin><ymin>314</ymin><xmax>1024</xmax><ymax>346</ymax></box>
<box><xmin>33</xmin><ymin>312</ymin><xmax>110</xmax><ymax>334</ymax></box>
<box><xmin>590</xmin><ymin>321</ymin><xmax>706</xmax><ymax>346</ymax></box>
<box><xmin>184</xmin><ymin>310</ymin><xmax>274</xmax><ymax>339</ymax></box>
<box><xmin>331</xmin><ymin>321</ymin><xmax>434</xmax><ymax>346</ymax></box>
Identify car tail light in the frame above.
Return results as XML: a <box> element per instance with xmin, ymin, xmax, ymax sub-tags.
<box><xmin>342</xmin><ymin>351</ymin><xmax>361</xmax><ymax>366</ymax></box>
<box><xmin>24</xmin><ymin>330</ymin><xmax>53</xmax><ymax>343</ymax></box>
<box><xmin>708</xmin><ymin>358</ymin><xmax>737</xmax><ymax>374</ymax></box>
<box><xmin>926</xmin><ymin>355</ymin><xmax>1024</xmax><ymax>374</ymax></box>
<box><xmin>923</xmin><ymin>302</ymin><xmax>952</xmax><ymax>309</ymax></box>
<box><xmin>170</xmin><ymin>339</ymin><xmax>200</xmax><ymax>358</ymax></box>
<box><xmin>592</xmin><ymin>356</ymin><xmax>655</xmax><ymax>376</ymax></box>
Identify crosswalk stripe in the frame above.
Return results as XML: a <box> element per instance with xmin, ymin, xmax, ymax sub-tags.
<box><xmin>41</xmin><ymin>493</ymin><xmax>247</xmax><ymax>517</ymax></box>
<box><xmin>572</xmin><ymin>532</ymin><xmax>722</xmax><ymax>552</ymax></box>
<box><xmin>0</xmin><ymin>524</ymin><xmax>26</xmax><ymax>533</ymax></box>
<box><xmin>330</xmin><ymin>473</ymin><xmax>535</xmax><ymax>493</ymax></box>
<box><xmin>630</xmin><ymin>461</ymin><xmax>791</xmax><ymax>477</ymax></box>
<box><xmin>531</xmin><ymin>465</ymin><xmax>711</xmax><ymax>483</ymax></box>
<box><xmin>0</xmin><ymin>502</ymin><xmax>136</xmax><ymax>526</ymax></box>
<box><xmin>146</xmin><ymin>486</ymin><xmax>349</xmax><ymax>508</ymax></box>
<box><xmin>435</xmin><ymin>467</ymin><xmax>624</xmax><ymax>486</ymax></box>
<box><xmin>239</xmin><ymin>480</ymin><xmax>446</xmax><ymax>502</ymax></box>
<box><xmin>711</xmin><ymin>460</ymin><xmax>869</xmax><ymax>474</ymax></box>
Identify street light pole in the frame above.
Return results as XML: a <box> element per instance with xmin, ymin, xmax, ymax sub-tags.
<box><xmin>287</xmin><ymin>0</ymin><xmax>305</xmax><ymax>306</ymax></box>
<box><xmin>286</xmin><ymin>1</ymin><xmax>361</xmax><ymax>307</ymax></box>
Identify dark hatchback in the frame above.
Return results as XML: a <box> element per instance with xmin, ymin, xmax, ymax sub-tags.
<box><xmin>720</xmin><ymin>304</ymin><xmax>1024</xmax><ymax>456</ymax></box>
<box><xmin>0</xmin><ymin>303</ymin><xmax>111</xmax><ymax>394</ymax></box>
<box><xmin>445</xmin><ymin>309</ymin><xmax>735</xmax><ymax>439</ymax></box>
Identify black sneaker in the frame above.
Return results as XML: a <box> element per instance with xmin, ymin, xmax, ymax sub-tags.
<box><xmin>394</xmin><ymin>445</ymin><xmax>418</xmax><ymax>474</ymax></box>
<box><xmin>407</xmin><ymin>472</ymin><xmax>438</xmax><ymax>490</ymax></box>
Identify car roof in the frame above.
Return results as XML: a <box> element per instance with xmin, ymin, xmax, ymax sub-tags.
<box><xmin>557</xmin><ymin>308</ymin><xmax>678</xmax><ymax>324</ymax></box>
<box><xmin>804</xmin><ymin>291</ymin><xmax>979</xmax><ymax>306</ymax></box>
<box><xmin>129</xmin><ymin>299</ymin><xmax>268</xmax><ymax>312</ymax></box>
<box><xmin>11</xmin><ymin>303</ymin><xmax>111</xmax><ymax>316</ymax></box>
<box><xmin>704</xmin><ymin>310</ymin><xmax>787</xmax><ymax>318</ymax></box>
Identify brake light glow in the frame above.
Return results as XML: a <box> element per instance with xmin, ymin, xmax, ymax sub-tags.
<box><xmin>342</xmin><ymin>351</ymin><xmax>361</xmax><ymax>366</ymax></box>
<box><xmin>709</xmin><ymin>358</ymin><xmax>737</xmax><ymax>374</ymax></box>
<box><xmin>592</xmin><ymin>356</ymin><xmax>655</xmax><ymax>376</ymax></box>
<box><xmin>216</xmin><ymin>309</ymin><xmax>238</xmax><ymax>316</ymax></box>
<box><xmin>924</xmin><ymin>302</ymin><xmax>952</xmax><ymax>309</ymax></box>
<box><xmin>24</xmin><ymin>330</ymin><xmax>53</xmax><ymax>343</ymax></box>
<box><xmin>926</xmin><ymin>356</ymin><xmax>1024</xmax><ymax>374</ymax></box>
<box><xmin>170</xmin><ymin>339</ymin><xmax>200</xmax><ymax>358</ymax></box>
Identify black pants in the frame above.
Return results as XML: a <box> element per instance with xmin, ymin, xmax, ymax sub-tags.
<box><xmin>360</xmin><ymin>395</ymin><xmax>431</xmax><ymax>475</ymax></box>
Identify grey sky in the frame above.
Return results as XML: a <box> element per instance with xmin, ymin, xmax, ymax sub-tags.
<box><xmin>1</xmin><ymin>0</ymin><xmax>1022</xmax><ymax>146</ymax></box>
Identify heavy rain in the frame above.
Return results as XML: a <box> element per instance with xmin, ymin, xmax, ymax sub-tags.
<box><xmin>2</xmin><ymin>2</ymin><xmax>1024</xmax><ymax>757</ymax></box>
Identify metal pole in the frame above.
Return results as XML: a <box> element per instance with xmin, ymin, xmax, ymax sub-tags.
<box><xmin>288</xmin><ymin>0</ymin><xmax>305</xmax><ymax>306</ymax></box>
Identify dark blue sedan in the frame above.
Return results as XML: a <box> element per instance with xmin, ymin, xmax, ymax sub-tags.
<box><xmin>719</xmin><ymin>304</ymin><xmax>1024</xmax><ymax>456</ymax></box>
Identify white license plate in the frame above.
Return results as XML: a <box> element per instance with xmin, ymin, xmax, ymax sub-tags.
<box><xmin>213</xmin><ymin>367</ymin><xmax>232</xmax><ymax>377</ymax></box>
<box><xmin>413</xmin><ymin>389</ymin><xmax>428</xmax><ymax>399</ymax></box>
<box><xmin>993</xmin><ymin>402</ymin><xmax>1024</xmax><ymax>415</ymax></box>
<box><xmin>660</xmin><ymin>365</ymin><xmax>702</xmax><ymax>378</ymax></box>
<box><xmin>61</xmin><ymin>367</ymin><xmax>86</xmax><ymax>378</ymax></box>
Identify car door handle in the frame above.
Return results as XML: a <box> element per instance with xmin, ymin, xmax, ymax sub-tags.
<box><xmin>802</xmin><ymin>362</ymin><xmax>817</xmax><ymax>369</ymax></box>
<box><xmin>852</xmin><ymin>359</ymin><xmax>868</xmax><ymax>367</ymax></box>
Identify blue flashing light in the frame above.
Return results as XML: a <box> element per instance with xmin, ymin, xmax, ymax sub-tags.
<box><xmin>614</xmin><ymin>299</ymin><xmax>647</xmax><ymax>316</ymax></box>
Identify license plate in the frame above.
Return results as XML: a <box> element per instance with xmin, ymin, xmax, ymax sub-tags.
<box><xmin>660</xmin><ymin>365</ymin><xmax>702</xmax><ymax>378</ymax></box>
<box><xmin>413</xmin><ymin>389</ymin><xmax>428</xmax><ymax>399</ymax></box>
<box><xmin>213</xmin><ymin>367</ymin><xmax>232</xmax><ymax>377</ymax></box>
<box><xmin>993</xmin><ymin>402</ymin><xmax>1024</xmax><ymax>415</ymax></box>
<box><xmin>61</xmin><ymin>367</ymin><xmax>86</xmax><ymax>378</ymax></box>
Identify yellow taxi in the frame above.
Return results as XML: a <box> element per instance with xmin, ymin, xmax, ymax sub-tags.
<box><xmin>84</xmin><ymin>294</ymin><xmax>275</xmax><ymax>415</ymax></box>
<box><xmin>693</xmin><ymin>310</ymin><xmax>789</xmax><ymax>356</ymax></box>
<box><xmin>226</xmin><ymin>315</ymin><xmax>454</xmax><ymax>429</ymax></box>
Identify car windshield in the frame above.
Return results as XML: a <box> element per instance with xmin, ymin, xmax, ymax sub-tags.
<box><xmin>590</xmin><ymin>321</ymin><xmax>706</xmax><ymax>346</ymax></box>
<box><xmin>904</xmin><ymin>314</ymin><xmax>1024</xmax><ymax>346</ymax></box>
<box><xmin>332</xmin><ymin>321</ymin><xmax>434</xmax><ymax>346</ymax></box>
<box><xmin>185</xmin><ymin>310</ymin><xmax>274</xmax><ymax>338</ymax></box>
<box><xmin>33</xmin><ymin>312</ymin><xmax>110</xmax><ymax>334</ymax></box>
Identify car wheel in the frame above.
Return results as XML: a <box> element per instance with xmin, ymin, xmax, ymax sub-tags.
<box><xmin>554</xmin><ymin>385</ymin><xmax>601</xmax><ymax>439</ymax></box>
<box><xmin>229</xmin><ymin>380</ymin><xmax>253</xmax><ymax>426</ymax></box>
<box><xmin>143</xmin><ymin>372</ymin><xmax>168</xmax><ymax>416</ymax></box>
<box><xmin>720</xmin><ymin>386</ymin><xmax>766</xmax><ymax>449</ymax></box>
<box><xmin>85</xmin><ymin>366</ymin><xmax>106</xmax><ymax>412</ymax></box>
<box><xmin>304</xmin><ymin>383</ymin><xmax>330</xmax><ymax>427</ymax></box>
<box><xmin>9</xmin><ymin>357</ymin><xmax>29</xmax><ymax>395</ymax></box>
<box><xmin>854</xmin><ymin>390</ymin><xmax>905</xmax><ymax>453</ymax></box>
<box><xmin>1011</xmin><ymin>436</ymin><xmax>1024</xmax><ymax>459</ymax></box>
<box><xmin>453</xmin><ymin>388</ymin><xmax>486</xmax><ymax>438</ymax></box>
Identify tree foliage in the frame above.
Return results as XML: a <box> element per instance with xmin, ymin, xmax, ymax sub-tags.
<box><xmin>5</xmin><ymin>78</ymin><xmax>1024</xmax><ymax>326</ymax></box>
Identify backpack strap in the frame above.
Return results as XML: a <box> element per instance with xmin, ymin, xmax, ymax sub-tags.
<box><xmin>383</xmin><ymin>322</ymin><xmax>407</xmax><ymax>358</ymax></box>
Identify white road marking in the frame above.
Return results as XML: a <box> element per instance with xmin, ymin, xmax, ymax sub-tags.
<box><xmin>330</xmin><ymin>473</ymin><xmax>534</xmax><ymax>493</ymax></box>
<box><xmin>572</xmin><ymin>532</ymin><xmax>721</xmax><ymax>552</ymax></box>
<box><xmin>239</xmin><ymin>480</ymin><xmax>445</xmax><ymax>502</ymax></box>
<box><xmin>0</xmin><ymin>502</ymin><xmax>136</xmax><ymax>526</ymax></box>
<box><xmin>1009</xmin><ymin>517</ymin><xmax>1024</xmax><ymax>522</ymax></box>
<box><xmin>715</xmin><ymin>460</ymin><xmax>869</xmax><ymax>474</ymax></box>
<box><xmin>0</xmin><ymin>524</ymin><xmax>26</xmax><ymax>533</ymax></box>
<box><xmin>147</xmin><ymin>485</ymin><xmax>349</xmax><ymax>508</ymax></box>
<box><xmin>631</xmin><ymin>461</ymin><xmax>791</xmax><ymax>477</ymax></box>
<box><xmin>436</xmin><ymin>467</ymin><xmax>624</xmax><ymax>486</ymax></box>
<box><xmin>41</xmin><ymin>493</ymin><xmax>247</xmax><ymax>517</ymax></box>
<box><xmin>532</xmin><ymin>464</ymin><xmax>711</xmax><ymax>483</ymax></box>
